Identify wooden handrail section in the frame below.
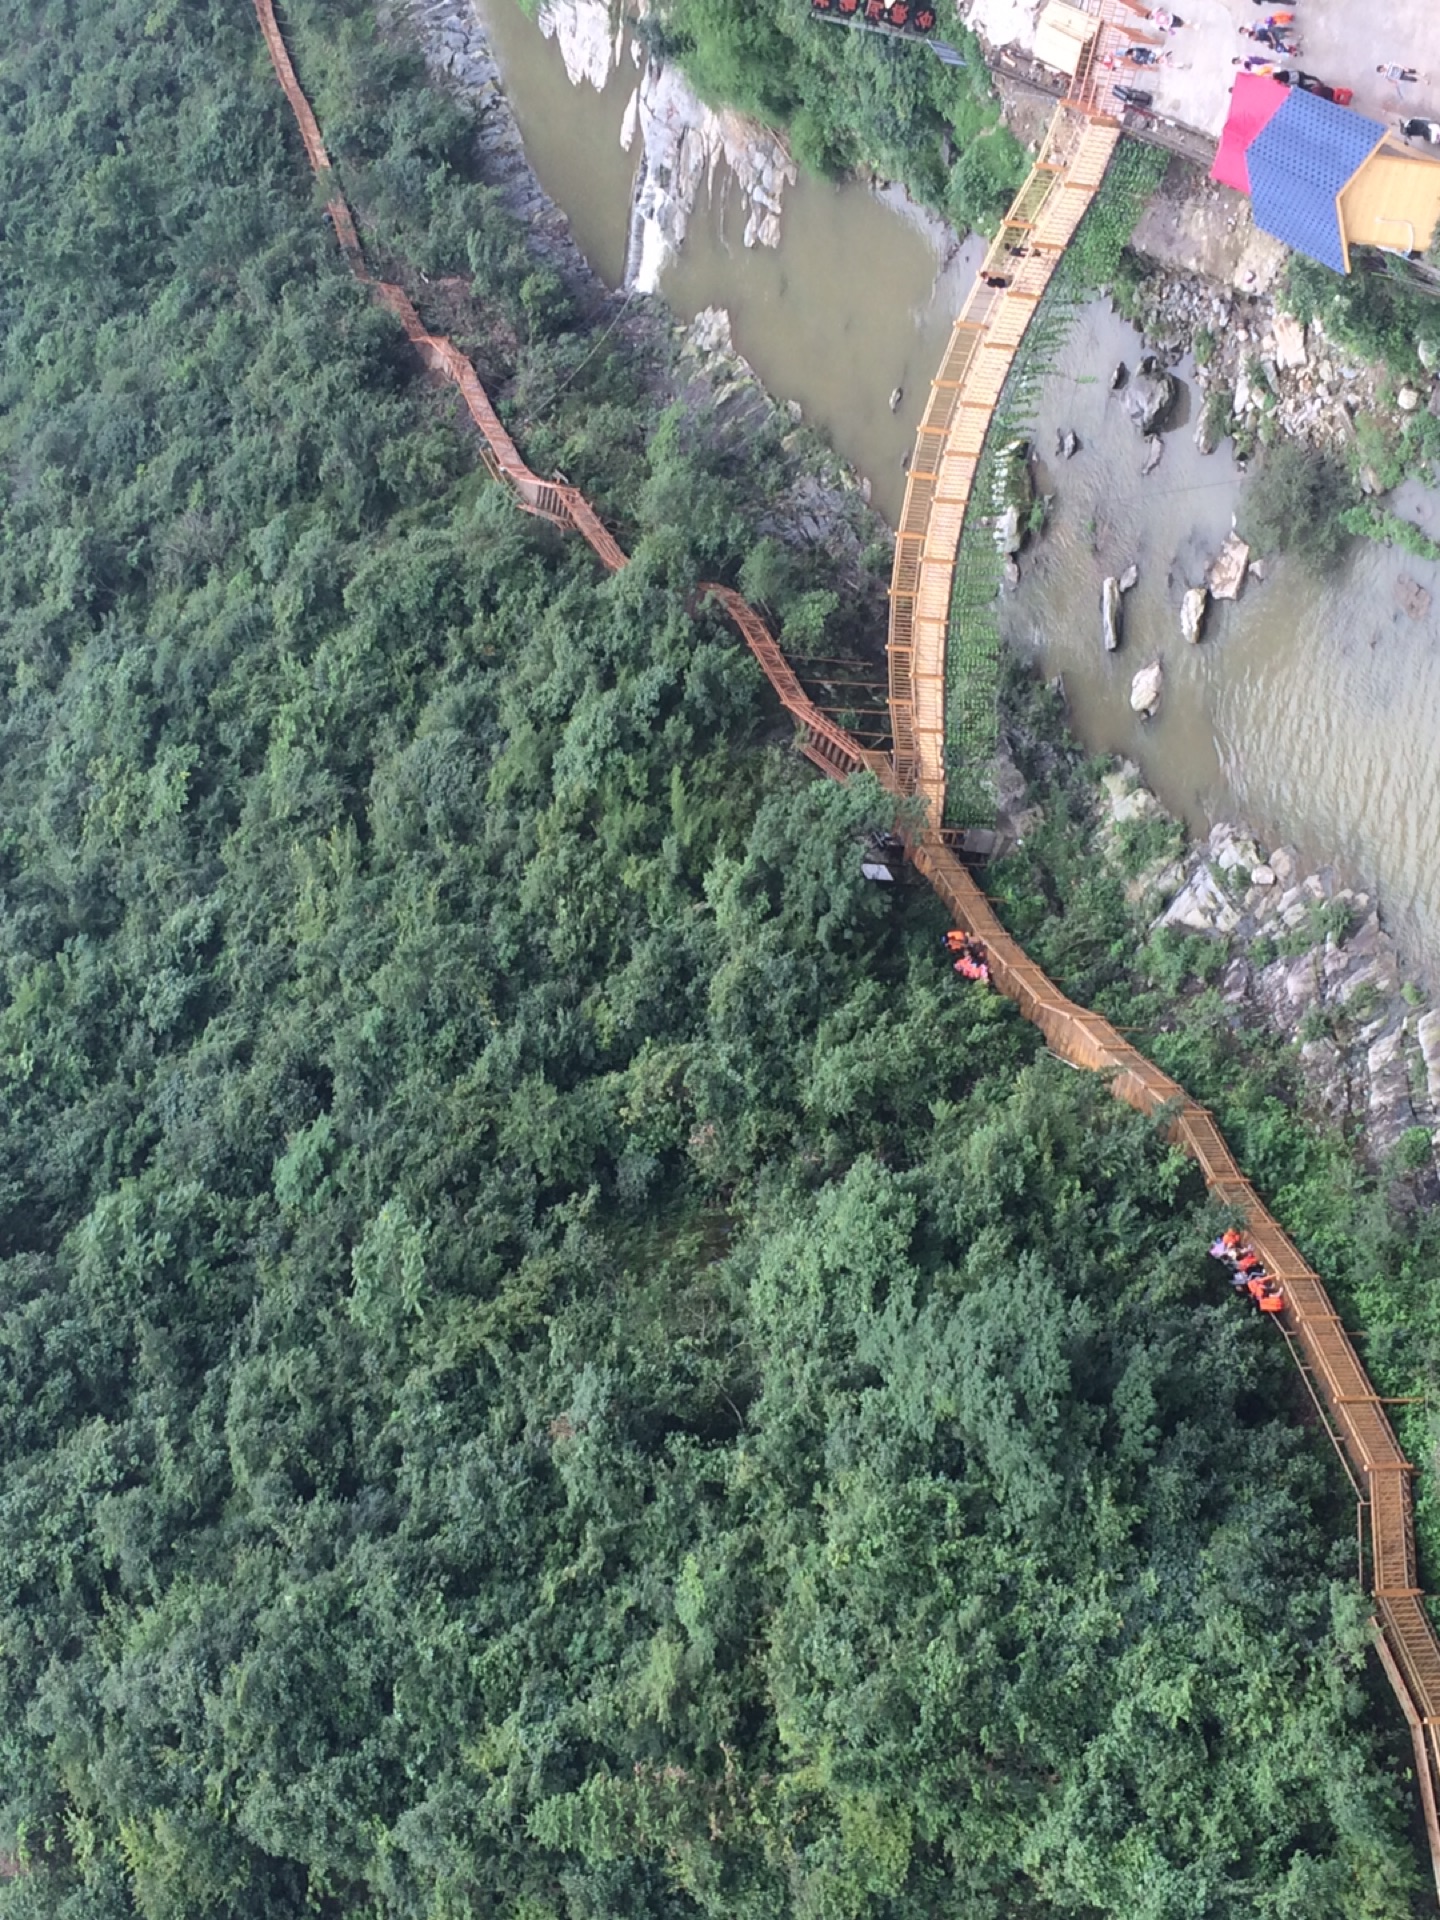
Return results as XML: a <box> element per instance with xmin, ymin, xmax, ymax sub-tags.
<box><xmin>254</xmin><ymin>2</ymin><xmax>1440</xmax><ymax>1888</ymax></box>
<box><xmin>887</xmin><ymin>105</ymin><xmax>1120</xmax><ymax>813</ymax></box>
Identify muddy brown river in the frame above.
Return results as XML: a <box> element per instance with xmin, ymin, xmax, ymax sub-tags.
<box><xmin>472</xmin><ymin>0</ymin><xmax>1440</xmax><ymax>983</ymax></box>
<box><xmin>1005</xmin><ymin>300</ymin><xmax>1440</xmax><ymax>983</ymax></box>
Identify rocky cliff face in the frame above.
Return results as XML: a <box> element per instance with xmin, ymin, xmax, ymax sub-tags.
<box><xmin>531</xmin><ymin>0</ymin><xmax>796</xmax><ymax>292</ymax></box>
<box><xmin>620</xmin><ymin>57</ymin><xmax>796</xmax><ymax>291</ymax></box>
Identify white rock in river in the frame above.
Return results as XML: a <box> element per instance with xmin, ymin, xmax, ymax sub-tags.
<box><xmin>1181</xmin><ymin>586</ymin><xmax>1208</xmax><ymax>644</ymax></box>
<box><xmin>995</xmin><ymin>504</ymin><xmax>1022</xmax><ymax>555</ymax></box>
<box><xmin>1206</xmin><ymin>531</ymin><xmax>1250</xmax><ymax>600</ymax></box>
<box><xmin>1118</xmin><ymin>562</ymin><xmax>1139</xmax><ymax>592</ymax></box>
<box><xmin>539</xmin><ymin>0</ymin><xmax>621</xmax><ymax>89</ymax></box>
<box><xmin>1101</xmin><ymin>577</ymin><xmax>1122</xmax><ymax>651</ymax></box>
<box><xmin>1130</xmin><ymin>662</ymin><xmax>1163</xmax><ymax>716</ymax></box>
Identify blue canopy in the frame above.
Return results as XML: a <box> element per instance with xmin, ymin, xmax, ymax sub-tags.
<box><xmin>1246</xmin><ymin>88</ymin><xmax>1386</xmax><ymax>272</ymax></box>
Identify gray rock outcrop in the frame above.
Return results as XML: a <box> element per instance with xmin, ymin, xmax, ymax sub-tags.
<box><xmin>1181</xmin><ymin>586</ymin><xmax>1208</xmax><ymax>645</ymax></box>
<box><xmin>1206</xmin><ymin>531</ymin><xmax>1250</xmax><ymax>600</ymax></box>
<box><xmin>1101</xmin><ymin>577</ymin><xmax>1122</xmax><ymax>651</ymax></box>
<box><xmin>1130</xmin><ymin>662</ymin><xmax>1163</xmax><ymax>715</ymax></box>
<box><xmin>1124</xmin><ymin>365</ymin><xmax>1176</xmax><ymax>434</ymax></box>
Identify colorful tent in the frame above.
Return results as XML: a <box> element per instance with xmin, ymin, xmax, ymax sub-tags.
<box><xmin>1210</xmin><ymin>73</ymin><xmax>1289</xmax><ymax>195</ymax></box>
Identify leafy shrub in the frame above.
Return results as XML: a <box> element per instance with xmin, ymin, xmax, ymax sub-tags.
<box><xmin>1238</xmin><ymin>441</ymin><xmax>1352</xmax><ymax>570</ymax></box>
<box><xmin>1392</xmin><ymin>1125</ymin><xmax>1437</xmax><ymax>1172</ymax></box>
<box><xmin>1339</xmin><ymin>503</ymin><xmax>1440</xmax><ymax>561</ymax></box>
<box><xmin>947</xmin><ymin>123</ymin><xmax>1028</xmax><ymax>236</ymax></box>
<box><xmin>1282</xmin><ymin>252</ymin><xmax>1440</xmax><ymax>379</ymax></box>
<box><xmin>1113</xmin><ymin>810</ymin><xmax>1184</xmax><ymax>879</ymax></box>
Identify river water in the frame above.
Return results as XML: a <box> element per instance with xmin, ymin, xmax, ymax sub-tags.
<box><xmin>472</xmin><ymin>0</ymin><xmax>980</xmax><ymax>524</ymax></box>
<box><xmin>470</xmin><ymin>0</ymin><xmax>1440</xmax><ymax>982</ymax></box>
<box><xmin>1003</xmin><ymin>301</ymin><xmax>1440</xmax><ymax>980</ymax></box>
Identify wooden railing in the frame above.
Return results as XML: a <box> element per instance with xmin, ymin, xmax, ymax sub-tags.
<box><xmin>887</xmin><ymin>105</ymin><xmax>1120</xmax><ymax>813</ymax></box>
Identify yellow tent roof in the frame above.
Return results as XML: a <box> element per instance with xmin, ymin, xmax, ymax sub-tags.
<box><xmin>1033</xmin><ymin>0</ymin><xmax>1097</xmax><ymax>77</ymax></box>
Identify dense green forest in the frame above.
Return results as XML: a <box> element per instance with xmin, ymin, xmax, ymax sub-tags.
<box><xmin>0</xmin><ymin>1</ymin><xmax>1433</xmax><ymax>1915</ymax></box>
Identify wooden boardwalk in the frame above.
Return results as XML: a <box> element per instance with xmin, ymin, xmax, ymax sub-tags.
<box><xmin>887</xmin><ymin>105</ymin><xmax>1120</xmax><ymax>810</ymax></box>
<box><xmin>253</xmin><ymin>2</ymin><xmax>1440</xmax><ymax>1886</ymax></box>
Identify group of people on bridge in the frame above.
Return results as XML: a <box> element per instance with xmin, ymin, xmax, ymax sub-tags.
<box><xmin>943</xmin><ymin>931</ymin><xmax>991</xmax><ymax>984</ymax></box>
<box><xmin>1210</xmin><ymin>1227</ymin><xmax>1287</xmax><ymax>1314</ymax></box>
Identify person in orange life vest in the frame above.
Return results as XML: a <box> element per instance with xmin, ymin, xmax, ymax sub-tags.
<box><xmin>1258</xmin><ymin>1283</ymin><xmax>1286</xmax><ymax>1314</ymax></box>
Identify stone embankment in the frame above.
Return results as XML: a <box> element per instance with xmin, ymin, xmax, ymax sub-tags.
<box><xmin>1103</xmin><ymin>768</ymin><xmax>1440</xmax><ymax>1169</ymax></box>
<box><xmin>402</xmin><ymin>0</ymin><xmax>608</xmax><ymax>301</ymax></box>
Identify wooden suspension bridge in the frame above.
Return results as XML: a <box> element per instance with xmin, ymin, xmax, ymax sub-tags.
<box><xmin>253</xmin><ymin>0</ymin><xmax>1440</xmax><ymax>1885</ymax></box>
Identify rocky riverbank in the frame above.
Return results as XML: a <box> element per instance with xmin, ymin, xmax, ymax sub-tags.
<box><xmin>1101</xmin><ymin>766</ymin><xmax>1440</xmax><ymax>1172</ymax></box>
<box><xmin>1128</xmin><ymin>265</ymin><xmax>1440</xmax><ymax>468</ymax></box>
<box><xmin>1111</xmin><ymin>164</ymin><xmax>1440</xmax><ymax>470</ymax></box>
<box><xmin>401</xmin><ymin>0</ymin><xmax>612</xmax><ymax>303</ymax></box>
<box><xmin>396</xmin><ymin>0</ymin><xmax>889</xmax><ymax>596</ymax></box>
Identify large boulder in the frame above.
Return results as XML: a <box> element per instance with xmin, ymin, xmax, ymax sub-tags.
<box><xmin>1130</xmin><ymin>661</ymin><xmax>1163</xmax><ymax>716</ymax></box>
<box><xmin>995</xmin><ymin>504</ymin><xmax>1023</xmax><ymax>555</ymax></box>
<box><xmin>1181</xmin><ymin>586</ymin><xmax>1208</xmax><ymax>645</ymax></box>
<box><xmin>1206</xmin><ymin>531</ymin><xmax>1250</xmax><ymax>600</ymax></box>
<box><xmin>1161</xmin><ymin>864</ymin><xmax>1240</xmax><ymax>935</ymax></box>
<box><xmin>1101</xmin><ymin>576</ymin><xmax>1123</xmax><ymax>651</ymax></box>
<box><xmin>1124</xmin><ymin>365</ymin><xmax>1176</xmax><ymax>435</ymax></box>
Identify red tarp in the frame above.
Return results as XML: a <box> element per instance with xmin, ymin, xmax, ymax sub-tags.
<box><xmin>1211</xmin><ymin>73</ymin><xmax>1290</xmax><ymax>193</ymax></box>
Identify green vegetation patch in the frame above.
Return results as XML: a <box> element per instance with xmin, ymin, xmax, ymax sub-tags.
<box><xmin>651</xmin><ymin>0</ymin><xmax>1027</xmax><ymax>230</ymax></box>
<box><xmin>1282</xmin><ymin>253</ymin><xmax>1440</xmax><ymax>385</ymax></box>
<box><xmin>1237</xmin><ymin>441</ymin><xmax>1352</xmax><ymax>571</ymax></box>
<box><xmin>0</xmin><ymin>10</ymin><xmax>1431</xmax><ymax>1918</ymax></box>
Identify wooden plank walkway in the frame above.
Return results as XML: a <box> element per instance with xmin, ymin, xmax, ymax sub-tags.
<box><xmin>887</xmin><ymin>106</ymin><xmax>1121</xmax><ymax>809</ymax></box>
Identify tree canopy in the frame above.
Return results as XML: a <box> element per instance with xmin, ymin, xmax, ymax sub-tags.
<box><xmin>0</xmin><ymin>2</ymin><xmax>1431</xmax><ymax>1916</ymax></box>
